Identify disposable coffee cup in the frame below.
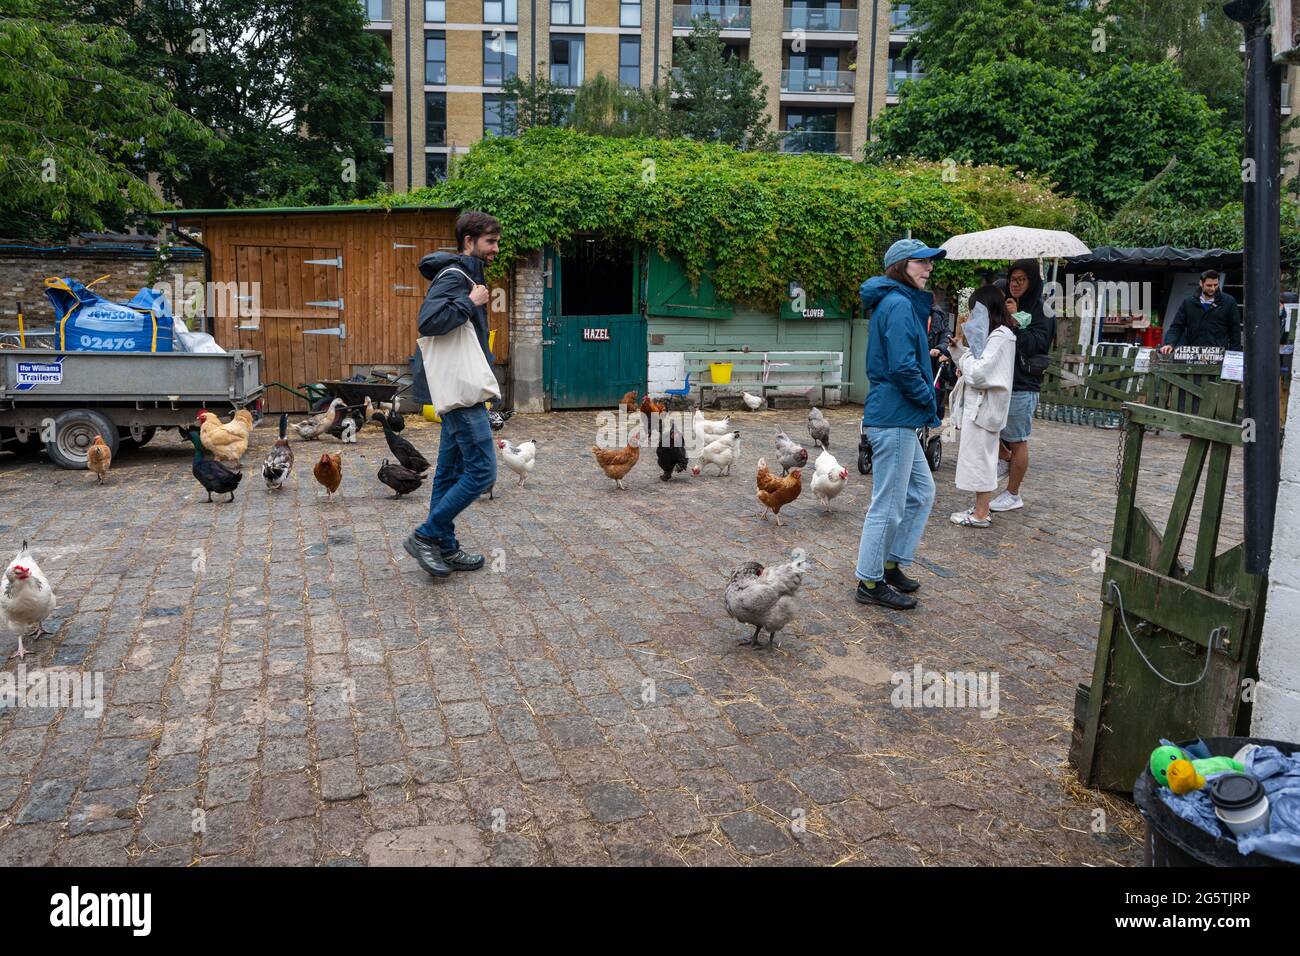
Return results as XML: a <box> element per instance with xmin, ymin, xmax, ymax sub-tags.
<box><xmin>1210</xmin><ymin>773</ymin><xmax>1270</xmax><ymax>837</ymax></box>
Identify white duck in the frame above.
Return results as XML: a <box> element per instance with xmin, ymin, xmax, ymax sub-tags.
<box><xmin>811</xmin><ymin>448</ymin><xmax>849</xmax><ymax>513</ymax></box>
<box><xmin>1</xmin><ymin>541</ymin><xmax>57</xmax><ymax>659</ymax></box>
<box><xmin>498</xmin><ymin>438</ymin><xmax>537</xmax><ymax>486</ymax></box>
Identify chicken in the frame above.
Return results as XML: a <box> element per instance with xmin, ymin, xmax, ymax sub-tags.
<box><xmin>639</xmin><ymin>394</ymin><xmax>665</xmax><ymax>434</ymax></box>
<box><xmin>186</xmin><ymin>427</ymin><xmax>242</xmax><ymax>502</ymax></box>
<box><xmin>497</xmin><ymin>438</ymin><xmax>537</xmax><ymax>486</ymax></box>
<box><xmin>656</xmin><ymin>420</ymin><xmax>688</xmax><ymax>481</ymax></box>
<box><xmin>807</xmin><ymin>406</ymin><xmax>830</xmax><ymax>451</ymax></box>
<box><xmin>294</xmin><ymin>398</ymin><xmax>345</xmax><ymax>440</ymax></box>
<box><xmin>374</xmin><ymin>413</ymin><xmax>429</xmax><ymax>473</ymax></box>
<box><xmin>314</xmin><ymin>453</ymin><xmax>343</xmax><ymax>499</ymax></box>
<box><xmin>723</xmin><ymin>559</ymin><xmax>803</xmax><ymax>647</ymax></box>
<box><xmin>262</xmin><ymin>413</ymin><xmax>294</xmax><ymax>490</ymax></box>
<box><xmin>756</xmin><ymin>456</ymin><xmax>802</xmax><ymax>525</ymax></box>
<box><xmin>692</xmin><ymin>409</ymin><xmax>733</xmax><ymax>448</ymax></box>
<box><xmin>774</xmin><ymin>428</ymin><xmax>809</xmax><ymax>475</ymax></box>
<box><xmin>1</xmin><ymin>541</ymin><xmax>57</xmax><ymax>660</ymax></box>
<box><xmin>690</xmin><ymin>432</ymin><xmax>740</xmax><ymax>477</ymax></box>
<box><xmin>742</xmin><ymin>391</ymin><xmax>765</xmax><ymax>411</ymax></box>
<box><xmin>86</xmin><ymin>435</ymin><xmax>111</xmax><ymax>483</ymax></box>
<box><xmin>197</xmin><ymin>408</ymin><xmax>252</xmax><ymax>466</ymax></box>
<box><xmin>592</xmin><ymin>430</ymin><xmax>642</xmax><ymax>490</ymax></box>
<box><xmin>488</xmin><ymin>407</ymin><xmax>513</xmax><ymax>431</ymax></box>
<box><xmin>378</xmin><ymin>459</ymin><xmax>424</xmax><ymax>498</ymax></box>
<box><xmin>618</xmin><ymin>391</ymin><xmax>639</xmax><ymax>414</ymax></box>
<box><xmin>811</xmin><ymin>448</ymin><xmax>849</xmax><ymax>513</ymax></box>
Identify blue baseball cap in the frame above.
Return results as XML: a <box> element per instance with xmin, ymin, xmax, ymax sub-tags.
<box><xmin>883</xmin><ymin>238</ymin><xmax>947</xmax><ymax>268</ymax></box>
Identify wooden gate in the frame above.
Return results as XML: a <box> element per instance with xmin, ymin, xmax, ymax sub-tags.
<box><xmin>1072</xmin><ymin>375</ymin><xmax>1268</xmax><ymax>792</ymax></box>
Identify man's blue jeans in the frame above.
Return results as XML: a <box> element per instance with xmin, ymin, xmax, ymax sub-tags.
<box><xmin>855</xmin><ymin>426</ymin><xmax>936</xmax><ymax>582</ymax></box>
<box><xmin>415</xmin><ymin>403</ymin><xmax>497</xmax><ymax>553</ymax></box>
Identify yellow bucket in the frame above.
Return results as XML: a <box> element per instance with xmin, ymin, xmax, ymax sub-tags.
<box><xmin>422</xmin><ymin>404</ymin><xmax>441</xmax><ymax>423</ymax></box>
<box><xmin>489</xmin><ymin>329</ymin><xmax>496</xmax><ymax>353</ymax></box>
<box><xmin>709</xmin><ymin>362</ymin><xmax>734</xmax><ymax>385</ymax></box>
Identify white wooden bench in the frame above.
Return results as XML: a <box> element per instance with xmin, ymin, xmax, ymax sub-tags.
<box><xmin>683</xmin><ymin>351</ymin><xmax>849</xmax><ymax>407</ymax></box>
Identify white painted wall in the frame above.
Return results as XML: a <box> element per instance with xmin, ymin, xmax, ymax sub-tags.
<box><xmin>1252</xmin><ymin>378</ymin><xmax>1300</xmax><ymax>742</ymax></box>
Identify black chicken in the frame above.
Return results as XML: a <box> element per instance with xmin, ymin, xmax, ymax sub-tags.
<box><xmin>186</xmin><ymin>427</ymin><xmax>243</xmax><ymax>502</ymax></box>
<box><xmin>378</xmin><ymin>459</ymin><xmax>425</xmax><ymax>498</ymax></box>
<box><xmin>657</xmin><ymin>420</ymin><xmax>688</xmax><ymax>481</ymax></box>
<box><xmin>373</xmin><ymin>413</ymin><xmax>430</xmax><ymax>473</ymax></box>
<box><xmin>488</xmin><ymin>407</ymin><xmax>513</xmax><ymax>431</ymax></box>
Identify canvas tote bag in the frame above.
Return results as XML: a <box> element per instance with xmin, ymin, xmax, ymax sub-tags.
<box><xmin>416</xmin><ymin>265</ymin><xmax>501</xmax><ymax>414</ymax></box>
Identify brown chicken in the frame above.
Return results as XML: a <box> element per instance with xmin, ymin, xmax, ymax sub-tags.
<box><xmin>313</xmin><ymin>452</ymin><xmax>342</xmax><ymax>499</ymax></box>
<box><xmin>639</xmin><ymin>394</ymin><xmax>665</xmax><ymax>433</ymax></box>
<box><xmin>756</xmin><ymin>456</ymin><xmax>801</xmax><ymax>526</ymax></box>
<box><xmin>592</xmin><ymin>432</ymin><xmax>642</xmax><ymax>490</ymax></box>
<box><xmin>197</xmin><ymin>409</ymin><xmax>252</xmax><ymax>466</ymax></box>
<box><xmin>618</xmin><ymin>391</ymin><xmax>639</xmax><ymax>413</ymax></box>
<box><xmin>86</xmin><ymin>435</ymin><xmax>111</xmax><ymax>483</ymax></box>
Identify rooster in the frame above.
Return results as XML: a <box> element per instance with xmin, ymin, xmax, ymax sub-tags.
<box><xmin>262</xmin><ymin>414</ymin><xmax>293</xmax><ymax>490</ymax></box>
<box><xmin>592</xmin><ymin>430</ymin><xmax>642</xmax><ymax>490</ymax></box>
<box><xmin>1</xmin><ymin>541</ymin><xmax>57</xmax><ymax>660</ymax></box>
<box><xmin>811</xmin><ymin>448</ymin><xmax>848</xmax><ymax>513</ymax></box>
<box><xmin>756</xmin><ymin>457</ymin><xmax>802</xmax><ymax>526</ymax></box>
<box><xmin>656</xmin><ymin>420</ymin><xmax>688</xmax><ymax>481</ymax></box>
<box><xmin>197</xmin><ymin>408</ymin><xmax>253</xmax><ymax>466</ymax></box>
<box><xmin>774</xmin><ymin>428</ymin><xmax>809</xmax><ymax>475</ymax></box>
<box><xmin>498</xmin><ymin>438</ymin><xmax>537</xmax><ymax>486</ymax></box>
<box><xmin>314</xmin><ymin>453</ymin><xmax>343</xmax><ymax>499</ymax></box>
<box><xmin>723</xmin><ymin>559</ymin><xmax>803</xmax><ymax>647</ymax></box>
<box><xmin>742</xmin><ymin>391</ymin><xmax>765</xmax><ymax>411</ymax></box>
<box><xmin>807</xmin><ymin>406</ymin><xmax>831</xmax><ymax>451</ymax></box>
<box><xmin>86</xmin><ymin>435</ymin><xmax>111</xmax><ymax>483</ymax></box>
<box><xmin>294</xmin><ymin>398</ymin><xmax>345</xmax><ymax>440</ymax></box>
<box><xmin>375</xmin><ymin>413</ymin><xmax>429</xmax><ymax>473</ymax></box>
<box><xmin>187</xmin><ymin>428</ymin><xmax>242</xmax><ymax>502</ymax></box>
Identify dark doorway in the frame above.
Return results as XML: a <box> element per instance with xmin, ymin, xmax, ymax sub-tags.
<box><xmin>559</xmin><ymin>236</ymin><xmax>635</xmax><ymax>315</ymax></box>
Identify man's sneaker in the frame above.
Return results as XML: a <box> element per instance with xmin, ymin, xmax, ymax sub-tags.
<box><xmin>950</xmin><ymin>508</ymin><xmax>991</xmax><ymax>527</ymax></box>
<box><xmin>404</xmin><ymin>533</ymin><xmax>450</xmax><ymax>577</ymax></box>
<box><xmin>441</xmin><ymin>548</ymin><xmax>485</xmax><ymax>572</ymax></box>
<box><xmin>989</xmin><ymin>491</ymin><xmax>1024</xmax><ymax>512</ymax></box>
<box><xmin>997</xmin><ymin>459</ymin><xmax>1009</xmax><ymax>478</ymax></box>
<box><xmin>854</xmin><ymin>581</ymin><xmax>918</xmax><ymax>610</ymax></box>
<box><xmin>884</xmin><ymin>566</ymin><xmax>921</xmax><ymax>593</ymax></box>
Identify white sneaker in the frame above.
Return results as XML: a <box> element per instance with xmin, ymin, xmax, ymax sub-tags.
<box><xmin>989</xmin><ymin>491</ymin><xmax>1023</xmax><ymax>512</ymax></box>
<box><xmin>997</xmin><ymin>460</ymin><xmax>1009</xmax><ymax>478</ymax></box>
<box><xmin>950</xmin><ymin>509</ymin><xmax>991</xmax><ymax>528</ymax></box>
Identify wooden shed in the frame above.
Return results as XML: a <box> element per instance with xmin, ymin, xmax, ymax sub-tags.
<box><xmin>167</xmin><ymin>205</ymin><xmax>510</xmax><ymax>413</ymax></box>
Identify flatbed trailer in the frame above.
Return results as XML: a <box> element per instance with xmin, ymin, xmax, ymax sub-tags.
<box><xmin>0</xmin><ymin>348</ymin><xmax>263</xmax><ymax>469</ymax></box>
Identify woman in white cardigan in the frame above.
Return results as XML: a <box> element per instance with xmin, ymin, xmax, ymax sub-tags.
<box><xmin>949</xmin><ymin>286</ymin><xmax>1018</xmax><ymax>528</ymax></box>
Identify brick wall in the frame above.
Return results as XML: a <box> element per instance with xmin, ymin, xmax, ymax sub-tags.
<box><xmin>512</xmin><ymin>251</ymin><xmax>546</xmax><ymax>411</ymax></box>
<box><xmin>0</xmin><ymin>253</ymin><xmax>203</xmax><ymax>334</ymax></box>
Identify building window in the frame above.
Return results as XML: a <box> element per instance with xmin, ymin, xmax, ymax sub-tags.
<box><xmin>619</xmin><ymin>36</ymin><xmax>640</xmax><ymax>88</ymax></box>
<box><xmin>483</xmin><ymin>32</ymin><xmax>518</xmax><ymax>85</ymax></box>
<box><xmin>620</xmin><ymin>0</ymin><xmax>640</xmax><ymax>26</ymax></box>
<box><xmin>426</xmin><ymin>154</ymin><xmax>448</xmax><ymax>185</ymax></box>
<box><xmin>484</xmin><ymin>0</ymin><xmax>517</xmax><ymax>23</ymax></box>
<box><xmin>425</xmin><ymin>0</ymin><xmax>444</xmax><ymax>21</ymax></box>
<box><xmin>362</xmin><ymin>0</ymin><xmax>390</xmax><ymax>20</ymax></box>
<box><xmin>551</xmin><ymin>0</ymin><xmax>584</xmax><ymax>26</ymax></box>
<box><xmin>425</xmin><ymin>31</ymin><xmax>446</xmax><ymax>84</ymax></box>
<box><xmin>549</xmin><ymin>35</ymin><xmax>584</xmax><ymax>87</ymax></box>
<box><xmin>483</xmin><ymin>94</ymin><xmax>514</xmax><ymax>136</ymax></box>
<box><xmin>425</xmin><ymin>92</ymin><xmax>446</xmax><ymax>145</ymax></box>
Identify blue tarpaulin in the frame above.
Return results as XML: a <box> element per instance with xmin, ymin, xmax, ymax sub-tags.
<box><xmin>43</xmin><ymin>277</ymin><xmax>175</xmax><ymax>352</ymax></box>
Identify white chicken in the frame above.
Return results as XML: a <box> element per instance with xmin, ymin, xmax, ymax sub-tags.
<box><xmin>692</xmin><ymin>408</ymin><xmax>733</xmax><ymax>447</ymax></box>
<box><xmin>498</xmin><ymin>438</ymin><xmax>537</xmax><ymax>486</ymax></box>
<box><xmin>742</xmin><ymin>391</ymin><xmax>765</xmax><ymax>411</ymax></box>
<box><xmin>811</xmin><ymin>448</ymin><xmax>849</xmax><ymax>512</ymax></box>
<box><xmin>690</xmin><ymin>433</ymin><xmax>740</xmax><ymax>477</ymax></box>
<box><xmin>1</xmin><ymin>541</ymin><xmax>56</xmax><ymax>660</ymax></box>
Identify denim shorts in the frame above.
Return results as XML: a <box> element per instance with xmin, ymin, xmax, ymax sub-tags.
<box><xmin>1000</xmin><ymin>390</ymin><xmax>1039</xmax><ymax>442</ymax></box>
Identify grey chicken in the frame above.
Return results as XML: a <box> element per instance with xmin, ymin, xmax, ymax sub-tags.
<box><xmin>807</xmin><ymin>406</ymin><xmax>830</xmax><ymax>451</ymax></box>
<box><xmin>723</xmin><ymin>559</ymin><xmax>803</xmax><ymax>647</ymax></box>
<box><xmin>774</xmin><ymin>428</ymin><xmax>809</xmax><ymax>475</ymax></box>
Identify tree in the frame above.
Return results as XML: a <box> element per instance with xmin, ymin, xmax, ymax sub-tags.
<box><xmin>79</xmin><ymin>0</ymin><xmax>392</xmax><ymax>209</ymax></box>
<box><xmin>0</xmin><ymin>0</ymin><xmax>212</xmax><ymax>238</ymax></box>
<box><xmin>667</xmin><ymin>18</ymin><xmax>778</xmax><ymax>149</ymax></box>
<box><xmin>901</xmin><ymin>0</ymin><xmax>1101</xmax><ymax>74</ymax></box>
<box><xmin>868</xmin><ymin>59</ymin><xmax>1240</xmax><ymax>215</ymax></box>
<box><xmin>499</xmin><ymin>69</ymin><xmax>575</xmax><ymax>135</ymax></box>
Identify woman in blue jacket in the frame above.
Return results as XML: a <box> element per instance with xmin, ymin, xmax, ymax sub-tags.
<box><xmin>855</xmin><ymin>239</ymin><xmax>946</xmax><ymax>610</ymax></box>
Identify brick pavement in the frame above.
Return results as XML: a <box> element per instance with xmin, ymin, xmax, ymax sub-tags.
<box><xmin>0</xmin><ymin>405</ymin><xmax>1232</xmax><ymax>866</ymax></box>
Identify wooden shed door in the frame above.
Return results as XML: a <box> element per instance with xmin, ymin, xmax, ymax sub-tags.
<box><xmin>233</xmin><ymin>244</ymin><xmax>344</xmax><ymax>412</ymax></box>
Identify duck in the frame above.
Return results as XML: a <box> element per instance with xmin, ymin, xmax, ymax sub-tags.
<box><xmin>186</xmin><ymin>427</ymin><xmax>242</xmax><ymax>502</ymax></box>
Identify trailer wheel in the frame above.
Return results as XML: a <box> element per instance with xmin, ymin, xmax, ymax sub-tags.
<box><xmin>46</xmin><ymin>409</ymin><xmax>120</xmax><ymax>470</ymax></box>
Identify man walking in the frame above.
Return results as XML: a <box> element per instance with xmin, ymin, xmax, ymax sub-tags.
<box><xmin>404</xmin><ymin>211</ymin><xmax>501</xmax><ymax>579</ymax></box>
<box><xmin>1160</xmin><ymin>269</ymin><xmax>1241</xmax><ymax>353</ymax></box>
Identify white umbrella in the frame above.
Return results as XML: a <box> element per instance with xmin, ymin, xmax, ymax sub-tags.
<box><xmin>940</xmin><ymin>226</ymin><xmax>1090</xmax><ymax>261</ymax></box>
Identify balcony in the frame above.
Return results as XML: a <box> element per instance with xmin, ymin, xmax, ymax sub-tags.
<box><xmin>369</xmin><ymin>120</ymin><xmax>393</xmax><ymax>145</ymax></box>
<box><xmin>887</xmin><ymin>70</ymin><xmax>924</xmax><ymax>94</ymax></box>
<box><xmin>889</xmin><ymin>3</ymin><xmax>914</xmax><ymax>32</ymax></box>
<box><xmin>781</xmin><ymin>69</ymin><xmax>855</xmax><ymax>94</ymax></box>
<box><xmin>361</xmin><ymin>0</ymin><xmax>391</xmax><ymax>21</ymax></box>
<box><xmin>780</xmin><ymin>129</ymin><xmax>851</xmax><ymax>154</ymax></box>
<box><xmin>783</xmin><ymin>7</ymin><xmax>857</xmax><ymax>33</ymax></box>
<box><xmin>672</xmin><ymin>4</ymin><xmax>752</xmax><ymax>30</ymax></box>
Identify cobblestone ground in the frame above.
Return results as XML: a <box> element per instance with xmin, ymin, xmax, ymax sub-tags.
<box><xmin>0</xmin><ymin>404</ymin><xmax>1237</xmax><ymax>866</ymax></box>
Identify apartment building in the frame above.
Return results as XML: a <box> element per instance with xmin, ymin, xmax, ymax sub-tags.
<box><xmin>363</xmin><ymin>0</ymin><xmax>924</xmax><ymax>189</ymax></box>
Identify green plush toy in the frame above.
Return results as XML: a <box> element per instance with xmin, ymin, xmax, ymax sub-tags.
<box><xmin>1149</xmin><ymin>745</ymin><xmax>1245</xmax><ymax>787</ymax></box>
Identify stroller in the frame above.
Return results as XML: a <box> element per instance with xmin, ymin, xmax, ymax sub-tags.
<box><xmin>857</xmin><ymin>308</ymin><xmax>957</xmax><ymax>476</ymax></box>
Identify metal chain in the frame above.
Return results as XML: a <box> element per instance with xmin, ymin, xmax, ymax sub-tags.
<box><xmin>1107</xmin><ymin>580</ymin><xmax>1222</xmax><ymax>688</ymax></box>
<box><xmin>1113</xmin><ymin>408</ymin><xmax>1130</xmax><ymax>496</ymax></box>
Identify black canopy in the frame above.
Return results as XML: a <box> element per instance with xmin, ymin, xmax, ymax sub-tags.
<box><xmin>1064</xmin><ymin>245</ymin><xmax>1243</xmax><ymax>270</ymax></box>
